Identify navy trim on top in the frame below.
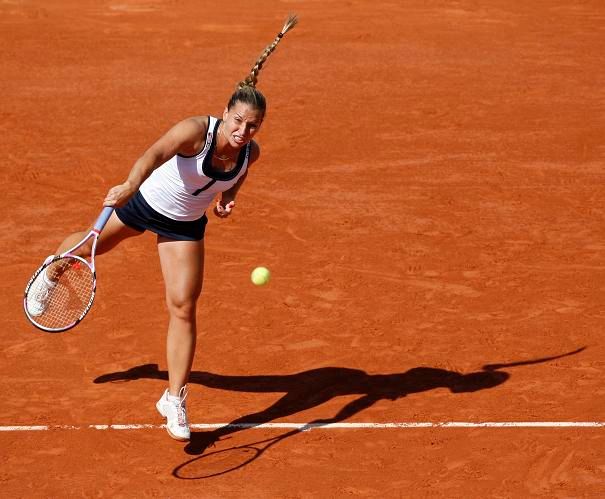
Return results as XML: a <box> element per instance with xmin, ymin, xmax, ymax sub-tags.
<box><xmin>202</xmin><ymin>119</ymin><xmax>249</xmax><ymax>182</ymax></box>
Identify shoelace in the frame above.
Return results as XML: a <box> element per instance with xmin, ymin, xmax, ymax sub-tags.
<box><xmin>172</xmin><ymin>386</ymin><xmax>188</xmax><ymax>427</ymax></box>
<box><xmin>34</xmin><ymin>287</ymin><xmax>51</xmax><ymax>303</ymax></box>
<box><xmin>33</xmin><ymin>274</ymin><xmax>56</xmax><ymax>303</ymax></box>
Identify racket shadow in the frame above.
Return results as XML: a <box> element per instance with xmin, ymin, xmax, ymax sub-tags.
<box><xmin>172</xmin><ymin>433</ymin><xmax>292</xmax><ymax>479</ymax></box>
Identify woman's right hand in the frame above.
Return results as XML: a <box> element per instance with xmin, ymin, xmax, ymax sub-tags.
<box><xmin>103</xmin><ymin>181</ymin><xmax>136</xmax><ymax>207</ymax></box>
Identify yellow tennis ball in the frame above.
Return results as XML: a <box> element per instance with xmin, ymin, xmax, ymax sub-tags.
<box><xmin>251</xmin><ymin>266</ymin><xmax>271</xmax><ymax>286</ymax></box>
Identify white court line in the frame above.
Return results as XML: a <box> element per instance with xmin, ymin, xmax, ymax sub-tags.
<box><xmin>1</xmin><ymin>422</ymin><xmax>605</xmax><ymax>432</ymax></box>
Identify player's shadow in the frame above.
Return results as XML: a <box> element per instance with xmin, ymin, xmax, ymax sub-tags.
<box><xmin>94</xmin><ymin>346</ymin><xmax>585</xmax><ymax>472</ymax></box>
<box><xmin>97</xmin><ymin>362</ymin><xmax>508</xmax><ymax>448</ymax></box>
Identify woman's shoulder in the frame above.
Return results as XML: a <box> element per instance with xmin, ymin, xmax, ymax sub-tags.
<box><xmin>167</xmin><ymin>116</ymin><xmax>211</xmax><ymax>157</ymax></box>
<box><xmin>180</xmin><ymin>115</ymin><xmax>210</xmax><ymax>133</ymax></box>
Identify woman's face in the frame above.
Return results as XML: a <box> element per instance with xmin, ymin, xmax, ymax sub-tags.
<box><xmin>221</xmin><ymin>101</ymin><xmax>264</xmax><ymax>148</ymax></box>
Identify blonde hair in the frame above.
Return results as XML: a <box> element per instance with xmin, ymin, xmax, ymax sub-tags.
<box><xmin>227</xmin><ymin>14</ymin><xmax>298</xmax><ymax>114</ymax></box>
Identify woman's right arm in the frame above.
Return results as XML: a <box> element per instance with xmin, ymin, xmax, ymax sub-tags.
<box><xmin>104</xmin><ymin>117</ymin><xmax>207</xmax><ymax>207</ymax></box>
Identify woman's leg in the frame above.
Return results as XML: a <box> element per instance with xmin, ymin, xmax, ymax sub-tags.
<box><xmin>157</xmin><ymin>236</ymin><xmax>204</xmax><ymax>396</ymax></box>
<box><xmin>55</xmin><ymin>212</ymin><xmax>142</xmax><ymax>258</ymax></box>
<box><xmin>30</xmin><ymin>211</ymin><xmax>142</xmax><ymax>291</ymax></box>
<box><xmin>42</xmin><ymin>212</ymin><xmax>142</xmax><ymax>282</ymax></box>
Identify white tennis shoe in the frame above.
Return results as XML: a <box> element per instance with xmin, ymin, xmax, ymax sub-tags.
<box><xmin>26</xmin><ymin>270</ymin><xmax>57</xmax><ymax>317</ymax></box>
<box><xmin>156</xmin><ymin>386</ymin><xmax>190</xmax><ymax>441</ymax></box>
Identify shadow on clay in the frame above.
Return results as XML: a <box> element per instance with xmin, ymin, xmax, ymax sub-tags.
<box><xmin>93</xmin><ymin>346</ymin><xmax>585</xmax><ymax>479</ymax></box>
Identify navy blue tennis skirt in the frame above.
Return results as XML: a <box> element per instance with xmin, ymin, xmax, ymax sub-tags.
<box><xmin>115</xmin><ymin>191</ymin><xmax>208</xmax><ymax>241</ymax></box>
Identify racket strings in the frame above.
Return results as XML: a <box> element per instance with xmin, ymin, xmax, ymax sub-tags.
<box><xmin>29</xmin><ymin>257</ymin><xmax>95</xmax><ymax>330</ymax></box>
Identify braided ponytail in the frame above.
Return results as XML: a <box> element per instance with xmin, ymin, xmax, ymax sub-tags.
<box><xmin>226</xmin><ymin>14</ymin><xmax>298</xmax><ymax>114</ymax></box>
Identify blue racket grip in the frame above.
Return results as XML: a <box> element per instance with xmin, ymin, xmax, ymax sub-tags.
<box><xmin>93</xmin><ymin>206</ymin><xmax>115</xmax><ymax>232</ymax></box>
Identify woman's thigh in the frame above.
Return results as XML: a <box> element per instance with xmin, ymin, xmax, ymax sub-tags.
<box><xmin>157</xmin><ymin>237</ymin><xmax>205</xmax><ymax>306</ymax></box>
<box><xmin>96</xmin><ymin>212</ymin><xmax>144</xmax><ymax>255</ymax></box>
<box><xmin>64</xmin><ymin>211</ymin><xmax>143</xmax><ymax>257</ymax></box>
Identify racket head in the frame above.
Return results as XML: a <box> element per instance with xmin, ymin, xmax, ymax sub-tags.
<box><xmin>23</xmin><ymin>255</ymin><xmax>96</xmax><ymax>333</ymax></box>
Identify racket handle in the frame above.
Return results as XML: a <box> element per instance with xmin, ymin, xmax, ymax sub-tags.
<box><xmin>93</xmin><ymin>206</ymin><xmax>115</xmax><ymax>232</ymax></box>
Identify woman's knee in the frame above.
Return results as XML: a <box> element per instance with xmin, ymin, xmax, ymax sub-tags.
<box><xmin>165</xmin><ymin>294</ymin><xmax>198</xmax><ymax>321</ymax></box>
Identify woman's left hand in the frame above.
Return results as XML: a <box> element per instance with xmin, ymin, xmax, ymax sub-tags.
<box><xmin>214</xmin><ymin>200</ymin><xmax>235</xmax><ymax>218</ymax></box>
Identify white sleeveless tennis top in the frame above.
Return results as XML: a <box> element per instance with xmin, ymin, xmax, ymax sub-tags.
<box><xmin>139</xmin><ymin>116</ymin><xmax>250</xmax><ymax>221</ymax></box>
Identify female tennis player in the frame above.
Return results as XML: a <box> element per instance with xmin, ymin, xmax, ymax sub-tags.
<box><xmin>26</xmin><ymin>15</ymin><xmax>298</xmax><ymax>441</ymax></box>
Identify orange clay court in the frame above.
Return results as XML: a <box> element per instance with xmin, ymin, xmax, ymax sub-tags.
<box><xmin>1</xmin><ymin>1</ymin><xmax>605</xmax><ymax>497</ymax></box>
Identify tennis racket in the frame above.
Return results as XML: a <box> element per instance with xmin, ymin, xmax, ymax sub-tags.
<box><xmin>23</xmin><ymin>206</ymin><xmax>114</xmax><ymax>333</ymax></box>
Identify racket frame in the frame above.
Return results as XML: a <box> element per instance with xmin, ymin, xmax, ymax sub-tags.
<box><xmin>23</xmin><ymin>207</ymin><xmax>114</xmax><ymax>333</ymax></box>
